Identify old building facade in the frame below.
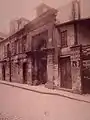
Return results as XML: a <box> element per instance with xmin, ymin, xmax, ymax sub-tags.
<box><xmin>0</xmin><ymin>1</ymin><xmax>90</xmax><ymax>94</ymax></box>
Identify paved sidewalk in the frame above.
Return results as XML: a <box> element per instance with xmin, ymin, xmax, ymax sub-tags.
<box><xmin>0</xmin><ymin>80</ymin><xmax>90</xmax><ymax>103</ymax></box>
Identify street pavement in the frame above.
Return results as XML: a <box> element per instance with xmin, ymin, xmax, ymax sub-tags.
<box><xmin>0</xmin><ymin>81</ymin><xmax>90</xmax><ymax>120</ymax></box>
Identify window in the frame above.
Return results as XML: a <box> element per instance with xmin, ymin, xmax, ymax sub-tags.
<box><xmin>11</xmin><ymin>42</ymin><xmax>15</xmax><ymax>56</ymax></box>
<box><xmin>7</xmin><ymin>44</ymin><xmax>10</xmax><ymax>57</ymax></box>
<box><xmin>61</xmin><ymin>30</ymin><xmax>67</xmax><ymax>47</ymax></box>
<box><xmin>20</xmin><ymin>39</ymin><xmax>22</xmax><ymax>53</ymax></box>
<box><xmin>22</xmin><ymin>35</ymin><xmax>27</xmax><ymax>52</ymax></box>
<box><xmin>18</xmin><ymin>40</ymin><xmax>20</xmax><ymax>54</ymax></box>
<box><xmin>14</xmin><ymin>40</ymin><xmax>18</xmax><ymax>55</ymax></box>
<box><xmin>4</xmin><ymin>46</ymin><xmax>7</xmax><ymax>58</ymax></box>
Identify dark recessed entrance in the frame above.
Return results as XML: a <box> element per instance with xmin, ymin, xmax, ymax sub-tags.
<box><xmin>31</xmin><ymin>31</ymin><xmax>48</xmax><ymax>86</ymax></box>
<box><xmin>59</xmin><ymin>56</ymin><xmax>72</xmax><ymax>89</ymax></box>
<box><xmin>23</xmin><ymin>62</ymin><xmax>27</xmax><ymax>84</ymax></box>
<box><xmin>2</xmin><ymin>64</ymin><xmax>5</xmax><ymax>80</ymax></box>
<box><xmin>32</xmin><ymin>51</ymin><xmax>47</xmax><ymax>85</ymax></box>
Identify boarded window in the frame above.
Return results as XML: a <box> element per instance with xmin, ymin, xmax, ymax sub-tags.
<box><xmin>61</xmin><ymin>30</ymin><xmax>67</xmax><ymax>47</ymax></box>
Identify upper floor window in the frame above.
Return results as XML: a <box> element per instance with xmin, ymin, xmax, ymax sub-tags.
<box><xmin>14</xmin><ymin>40</ymin><xmax>18</xmax><ymax>55</ymax></box>
<box><xmin>61</xmin><ymin>30</ymin><xmax>67</xmax><ymax>47</ymax></box>
<box><xmin>22</xmin><ymin>35</ymin><xmax>27</xmax><ymax>52</ymax></box>
<box><xmin>11</xmin><ymin>42</ymin><xmax>16</xmax><ymax>56</ymax></box>
<box><xmin>4</xmin><ymin>45</ymin><xmax>7</xmax><ymax>58</ymax></box>
<box><xmin>7</xmin><ymin>43</ymin><xmax>10</xmax><ymax>57</ymax></box>
<box><xmin>18</xmin><ymin>39</ymin><xmax>20</xmax><ymax>54</ymax></box>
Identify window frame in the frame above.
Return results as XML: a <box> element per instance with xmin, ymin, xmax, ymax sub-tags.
<box><xmin>22</xmin><ymin>35</ymin><xmax>27</xmax><ymax>53</ymax></box>
<box><xmin>61</xmin><ymin>30</ymin><xmax>68</xmax><ymax>48</ymax></box>
<box><xmin>7</xmin><ymin>43</ymin><xmax>10</xmax><ymax>57</ymax></box>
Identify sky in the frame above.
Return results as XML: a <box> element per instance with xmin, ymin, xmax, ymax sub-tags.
<box><xmin>0</xmin><ymin>0</ymin><xmax>72</xmax><ymax>34</ymax></box>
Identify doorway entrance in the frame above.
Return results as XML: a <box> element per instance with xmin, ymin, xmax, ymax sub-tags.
<box><xmin>23</xmin><ymin>62</ymin><xmax>27</xmax><ymax>84</ymax></box>
<box><xmin>59</xmin><ymin>57</ymin><xmax>72</xmax><ymax>89</ymax></box>
<box><xmin>2</xmin><ymin>64</ymin><xmax>5</xmax><ymax>80</ymax></box>
<box><xmin>32</xmin><ymin>51</ymin><xmax>47</xmax><ymax>85</ymax></box>
<box><xmin>31</xmin><ymin>31</ymin><xmax>48</xmax><ymax>85</ymax></box>
<box><xmin>37</xmin><ymin>51</ymin><xmax>47</xmax><ymax>84</ymax></box>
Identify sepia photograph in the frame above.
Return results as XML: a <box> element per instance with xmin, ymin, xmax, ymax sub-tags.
<box><xmin>0</xmin><ymin>0</ymin><xmax>90</xmax><ymax>119</ymax></box>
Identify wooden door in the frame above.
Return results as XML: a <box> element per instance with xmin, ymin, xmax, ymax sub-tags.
<box><xmin>60</xmin><ymin>57</ymin><xmax>72</xmax><ymax>89</ymax></box>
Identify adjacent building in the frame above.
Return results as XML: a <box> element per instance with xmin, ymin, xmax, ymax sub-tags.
<box><xmin>0</xmin><ymin>0</ymin><xmax>90</xmax><ymax>94</ymax></box>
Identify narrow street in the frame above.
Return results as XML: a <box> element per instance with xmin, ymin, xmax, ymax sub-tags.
<box><xmin>0</xmin><ymin>82</ymin><xmax>90</xmax><ymax>120</ymax></box>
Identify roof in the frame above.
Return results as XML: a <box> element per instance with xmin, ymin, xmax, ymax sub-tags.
<box><xmin>56</xmin><ymin>18</ymin><xmax>90</xmax><ymax>27</ymax></box>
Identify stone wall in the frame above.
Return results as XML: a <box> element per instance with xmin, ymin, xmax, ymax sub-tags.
<box><xmin>27</xmin><ymin>57</ymin><xmax>32</xmax><ymax>85</ymax></box>
<box><xmin>11</xmin><ymin>60</ymin><xmax>23</xmax><ymax>83</ymax></box>
<box><xmin>46</xmin><ymin>51</ymin><xmax>54</xmax><ymax>89</ymax></box>
<box><xmin>70</xmin><ymin>45</ymin><xmax>82</xmax><ymax>94</ymax></box>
